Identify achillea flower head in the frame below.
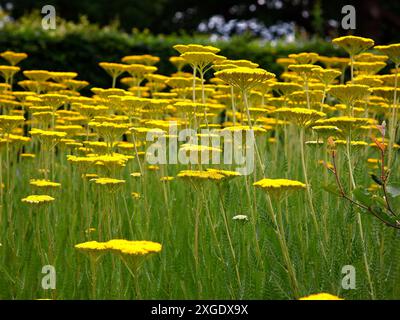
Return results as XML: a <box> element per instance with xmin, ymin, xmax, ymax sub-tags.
<box><xmin>99</xmin><ymin>62</ymin><xmax>126</xmax><ymax>78</ymax></box>
<box><xmin>0</xmin><ymin>51</ymin><xmax>28</xmax><ymax>66</ymax></box>
<box><xmin>314</xmin><ymin>116</ymin><xmax>373</xmax><ymax>133</ymax></box>
<box><xmin>312</xmin><ymin>125</ymin><xmax>343</xmax><ymax>137</ymax></box>
<box><xmin>74</xmin><ymin>241</ymin><xmax>108</xmax><ymax>254</ymax></box>
<box><xmin>30</xmin><ymin>179</ymin><xmax>61</xmax><ymax>189</ymax></box>
<box><xmin>374</xmin><ymin>43</ymin><xmax>400</xmax><ymax>65</ymax></box>
<box><xmin>177</xmin><ymin>170</ymin><xmax>227</xmax><ymax>182</ymax></box>
<box><xmin>253</xmin><ymin>178</ymin><xmax>306</xmax><ymax>194</ymax></box>
<box><xmin>105</xmin><ymin>239</ymin><xmax>162</xmax><ymax>256</ymax></box>
<box><xmin>169</xmin><ymin>56</ymin><xmax>187</xmax><ymax>71</ymax></box>
<box><xmin>23</xmin><ymin>70</ymin><xmax>51</xmax><ymax>82</ymax></box>
<box><xmin>332</xmin><ymin>36</ymin><xmax>374</xmax><ymax>56</ymax></box>
<box><xmin>215</xmin><ymin>67</ymin><xmax>275</xmax><ymax>92</ymax></box>
<box><xmin>181</xmin><ymin>52</ymin><xmax>226</xmax><ymax>69</ymax></box>
<box><xmin>312</xmin><ymin>68</ymin><xmax>341</xmax><ymax>86</ymax></box>
<box><xmin>352</xmin><ymin>61</ymin><xmax>386</xmax><ymax>75</ymax></box>
<box><xmin>288</xmin><ymin>52</ymin><xmax>319</xmax><ymax>64</ymax></box>
<box><xmin>299</xmin><ymin>293</ymin><xmax>343</xmax><ymax>300</ymax></box>
<box><xmin>21</xmin><ymin>194</ymin><xmax>55</xmax><ymax>205</ymax></box>
<box><xmin>273</xmin><ymin>107</ymin><xmax>326</xmax><ymax>127</ymax></box>
<box><xmin>0</xmin><ymin>65</ymin><xmax>20</xmax><ymax>81</ymax></box>
<box><xmin>122</xmin><ymin>54</ymin><xmax>160</xmax><ymax>66</ymax></box>
<box><xmin>91</xmin><ymin>177</ymin><xmax>126</xmax><ymax>186</ymax></box>
<box><xmin>173</xmin><ymin>44</ymin><xmax>220</xmax><ymax>54</ymax></box>
<box><xmin>0</xmin><ymin>115</ymin><xmax>25</xmax><ymax>132</ymax></box>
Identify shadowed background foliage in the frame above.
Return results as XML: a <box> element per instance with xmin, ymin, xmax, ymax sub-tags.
<box><xmin>0</xmin><ymin>0</ymin><xmax>398</xmax><ymax>89</ymax></box>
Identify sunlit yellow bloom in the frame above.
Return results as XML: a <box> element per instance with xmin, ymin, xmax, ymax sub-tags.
<box><xmin>332</xmin><ymin>36</ymin><xmax>374</xmax><ymax>56</ymax></box>
<box><xmin>299</xmin><ymin>293</ymin><xmax>343</xmax><ymax>300</ymax></box>
<box><xmin>0</xmin><ymin>51</ymin><xmax>28</xmax><ymax>66</ymax></box>
<box><xmin>30</xmin><ymin>179</ymin><xmax>61</xmax><ymax>189</ymax></box>
<box><xmin>215</xmin><ymin>67</ymin><xmax>275</xmax><ymax>92</ymax></box>
<box><xmin>21</xmin><ymin>194</ymin><xmax>55</xmax><ymax>205</ymax></box>
<box><xmin>374</xmin><ymin>43</ymin><xmax>400</xmax><ymax>65</ymax></box>
<box><xmin>253</xmin><ymin>178</ymin><xmax>306</xmax><ymax>190</ymax></box>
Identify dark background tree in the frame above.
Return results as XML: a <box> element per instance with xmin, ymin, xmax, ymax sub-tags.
<box><xmin>3</xmin><ymin>0</ymin><xmax>400</xmax><ymax>42</ymax></box>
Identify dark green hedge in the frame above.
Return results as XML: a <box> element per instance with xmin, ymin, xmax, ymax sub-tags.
<box><xmin>0</xmin><ymin>14</ymin><xmax>344</xmax><ymax>91</ymax></box>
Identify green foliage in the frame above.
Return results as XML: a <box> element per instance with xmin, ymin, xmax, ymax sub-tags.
<box><xmin>0</xmin><ymin>12</ymin><xmax>343</xmax><ymax>91</ymax></box>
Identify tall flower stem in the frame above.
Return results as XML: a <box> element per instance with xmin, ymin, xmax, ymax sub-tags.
<box><xmin>388</xmin><ymin>63</ymin><xmax>399</xmax><ymax>172</ymax></box>
<box><xmin>350</xmin><ymin>55</ymin><xmax>354</xmax><ymax>83</ymax></box>
<box><xmin>345</xmin><ymin>130</ymin><xmax>375</xmax><ymax>299</ymax></box>
<box><xmin>230</xmin><ymin>86</ymin><xmax>237</xmax><ymax>125</ymax></box>
<box><xmin>89</xmin><ymin>255</ymin><xmax>98</xmax><ymax>299</ymax></box>
<box><xmin>265</xmin><ymin>194</ymin><xmax>300</xmax><ymax>298</ymax></box>
<box><xmin>199</xmin><ymin>69</ymin><xmax>210</xmax><ymax>129</ymax></box>
<box><xmin>300</xmin><ymin>128</ymin><xmax>329</xmax><ymax>260</ymax></box>
<box><xmin>243</xmin><ymin>175</ymin><xmax>264</xmax><ymax>269</ymax></box>
<box><xmin>217</xmin><ymin>185</ymin><xmax>241</xmax><ymax>288</ymax></box>
<box><xmin>243</xmin><ymin>90</ymin><xmax>265</xmax><ymax>176</ymax></box>
<box><xmin>299</xmin><ymin>128</ymin><xmax>319</xmax><ymax>232</ymax></box>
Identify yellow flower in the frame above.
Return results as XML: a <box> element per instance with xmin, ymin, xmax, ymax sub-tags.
<box><xmin>30</xmin><ymin>179</ymin><xmax>61</xmax><ymax>189</ymax></box>
<box><xmin>169</xmin><ymin>56</ymin><xmax>187</xmax><ymax>71</ymax></box>
<box><xmin>312</xmin><ymin>125</ymin><xmax>343</xmax><ymax>137</ymax></box>
<box><xmin>0</xmin><ymin>65</ymin><xmax>20</xmax><ymax>82</ymax></box>
<box><xmin>173</xmin><ymin>44</ymin><xmax>220</xmax><ymax>54</ymax></box>
<box><xmin>131</xmin><ymin>192</ymin><xmax>141</xmax><ymax>199</ymax></box>
<box><xmin>355</xmin><ymin>52</ymin><xmax>388</xmax><ymax>63</ymax></box>
<box><xmin>352</xmin><ymin>61</ymin><xmax>386</xmax><ymax>76</ymax></box>
<box><xmin>215</xmin><ymin>67</ymin><xmax>275</xmax><ymax>92</ymax></box>
<box><xmin>104</xmin><ymin>239</ymin><xmax>162</xmax><ymax>256</ymax></box>
<box><xmin>50</xmin><ymin>71</ymin><xmax>78</xmax><ymax>83</ymax></box>
<box><xmin>91</xmin><ymin>177</ymin><xmax>125</xmax><ymax>186</ymax></box>
<box><xmin>271</xmin><ymin>82</ymin><xmax>303</xmax><ymax>96</ymax></box>
<box><xmin>23</xmin><ymin>70</ymin><xmax>51</xmax><ymax>82</ymax></box>
<box><xmin>0</xmin><ymin>51</ymin><xmax>28</xmax><ymax>66</ymax></box>
<box><xmin>334</xmin><ymin>139</ymin><xmax>368</xmax><ymax>147</ymax></box>
<box><xmin>221</xmin><ymin>125</ymin><xmax>268</xmax><ymax>135</ymax></box>
<box><xmin>0</xmin><ymin>115</ymin><xmax>24</xmax><ymax>133</ymax></box>
<box><xmin>21</xmin><ymin>195</ymin><xmax>55</xmax><ymax>205</ymax></box>
<box><xmin>181</xmin><ymin>52</ymin><xmax>226</xmax><ymax>69</ymax></box>
<box><xmin>327</xmin><ymin>84</ymin><xmax>370</xmax><ymax>107</ymax></box>
<box><xmin>314</xmin><ymin>116</ymin><xmax>372</xmax><ymax>133</ymax></box>
<box><xmin>332</xmin><ymin>36</ymin><xmax>374</xmax><ymax>56</ymax></box>
<box><xmin>98</xmin><ymin>62</ymin><xmax>126</xmax><ymax>78</ymax></box>
<box><xmin>311</xmin><ymin>68</ymin><xmax>341</xmax><ymax>86</ymax></box>
<box><xmin>299</xmin><ymin>292</ymin><xmax>343</xmax><ymax>300</ymax></box>
<box><xmin>288</xmin><ymin>52</ymin><xmax>319</xmax><ymax>64</ymax></box>
<box><xmin>122</xmin><ymin>54</ymin><xmax>160</xmax><ymax>66</ymax></box>
<box><xmin>253</xmin><ymin>178</ymin><xmax>306</xmax><ymax>194</ymax></box>
<box><xmin>205</xmin><ymin>168</ymin><xmax>242</xmax><ymax>179</ymax></box>
<box><xmin>21</xmin><ymin>153</ymin><xmax>36</xmax><ymax>159</ymax></box>
<box><xmin>177</xmin><ymin>170</ymin><xmax>226</xmax><ymax>182</ymax></box>
<box><xmin>273</xmin><ymin>107</ymin><xmax>326</xmax><ymax>127</ymax></box>
<box><xmin>374</xmin><ymin>43</ymin><xmax>400</xmax><ymax>65</ymax></box>
<box><xmin>89</xmin><ymin>122</ymin><xmax>129</xmax><ymax>142</ymax></box>
<box><xmin>130</xmin><ymin>172</ymin><xmax>142</xmax><ymax>178</ymax></box>
<box><xmin>288</xmin><ymin>64</ymin><xmax>321</xmax><ymax>78</ymax></box>
<box><xmin>75</xmin><ymin>241</ymin><xmax>108</xmax><ymax>253</ymax></box>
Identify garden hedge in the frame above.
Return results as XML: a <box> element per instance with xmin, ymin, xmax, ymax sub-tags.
<box><xmin>0</xmin><ymin>14</ymin><xmax>343</xmax><ymax>91</ymax></box>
